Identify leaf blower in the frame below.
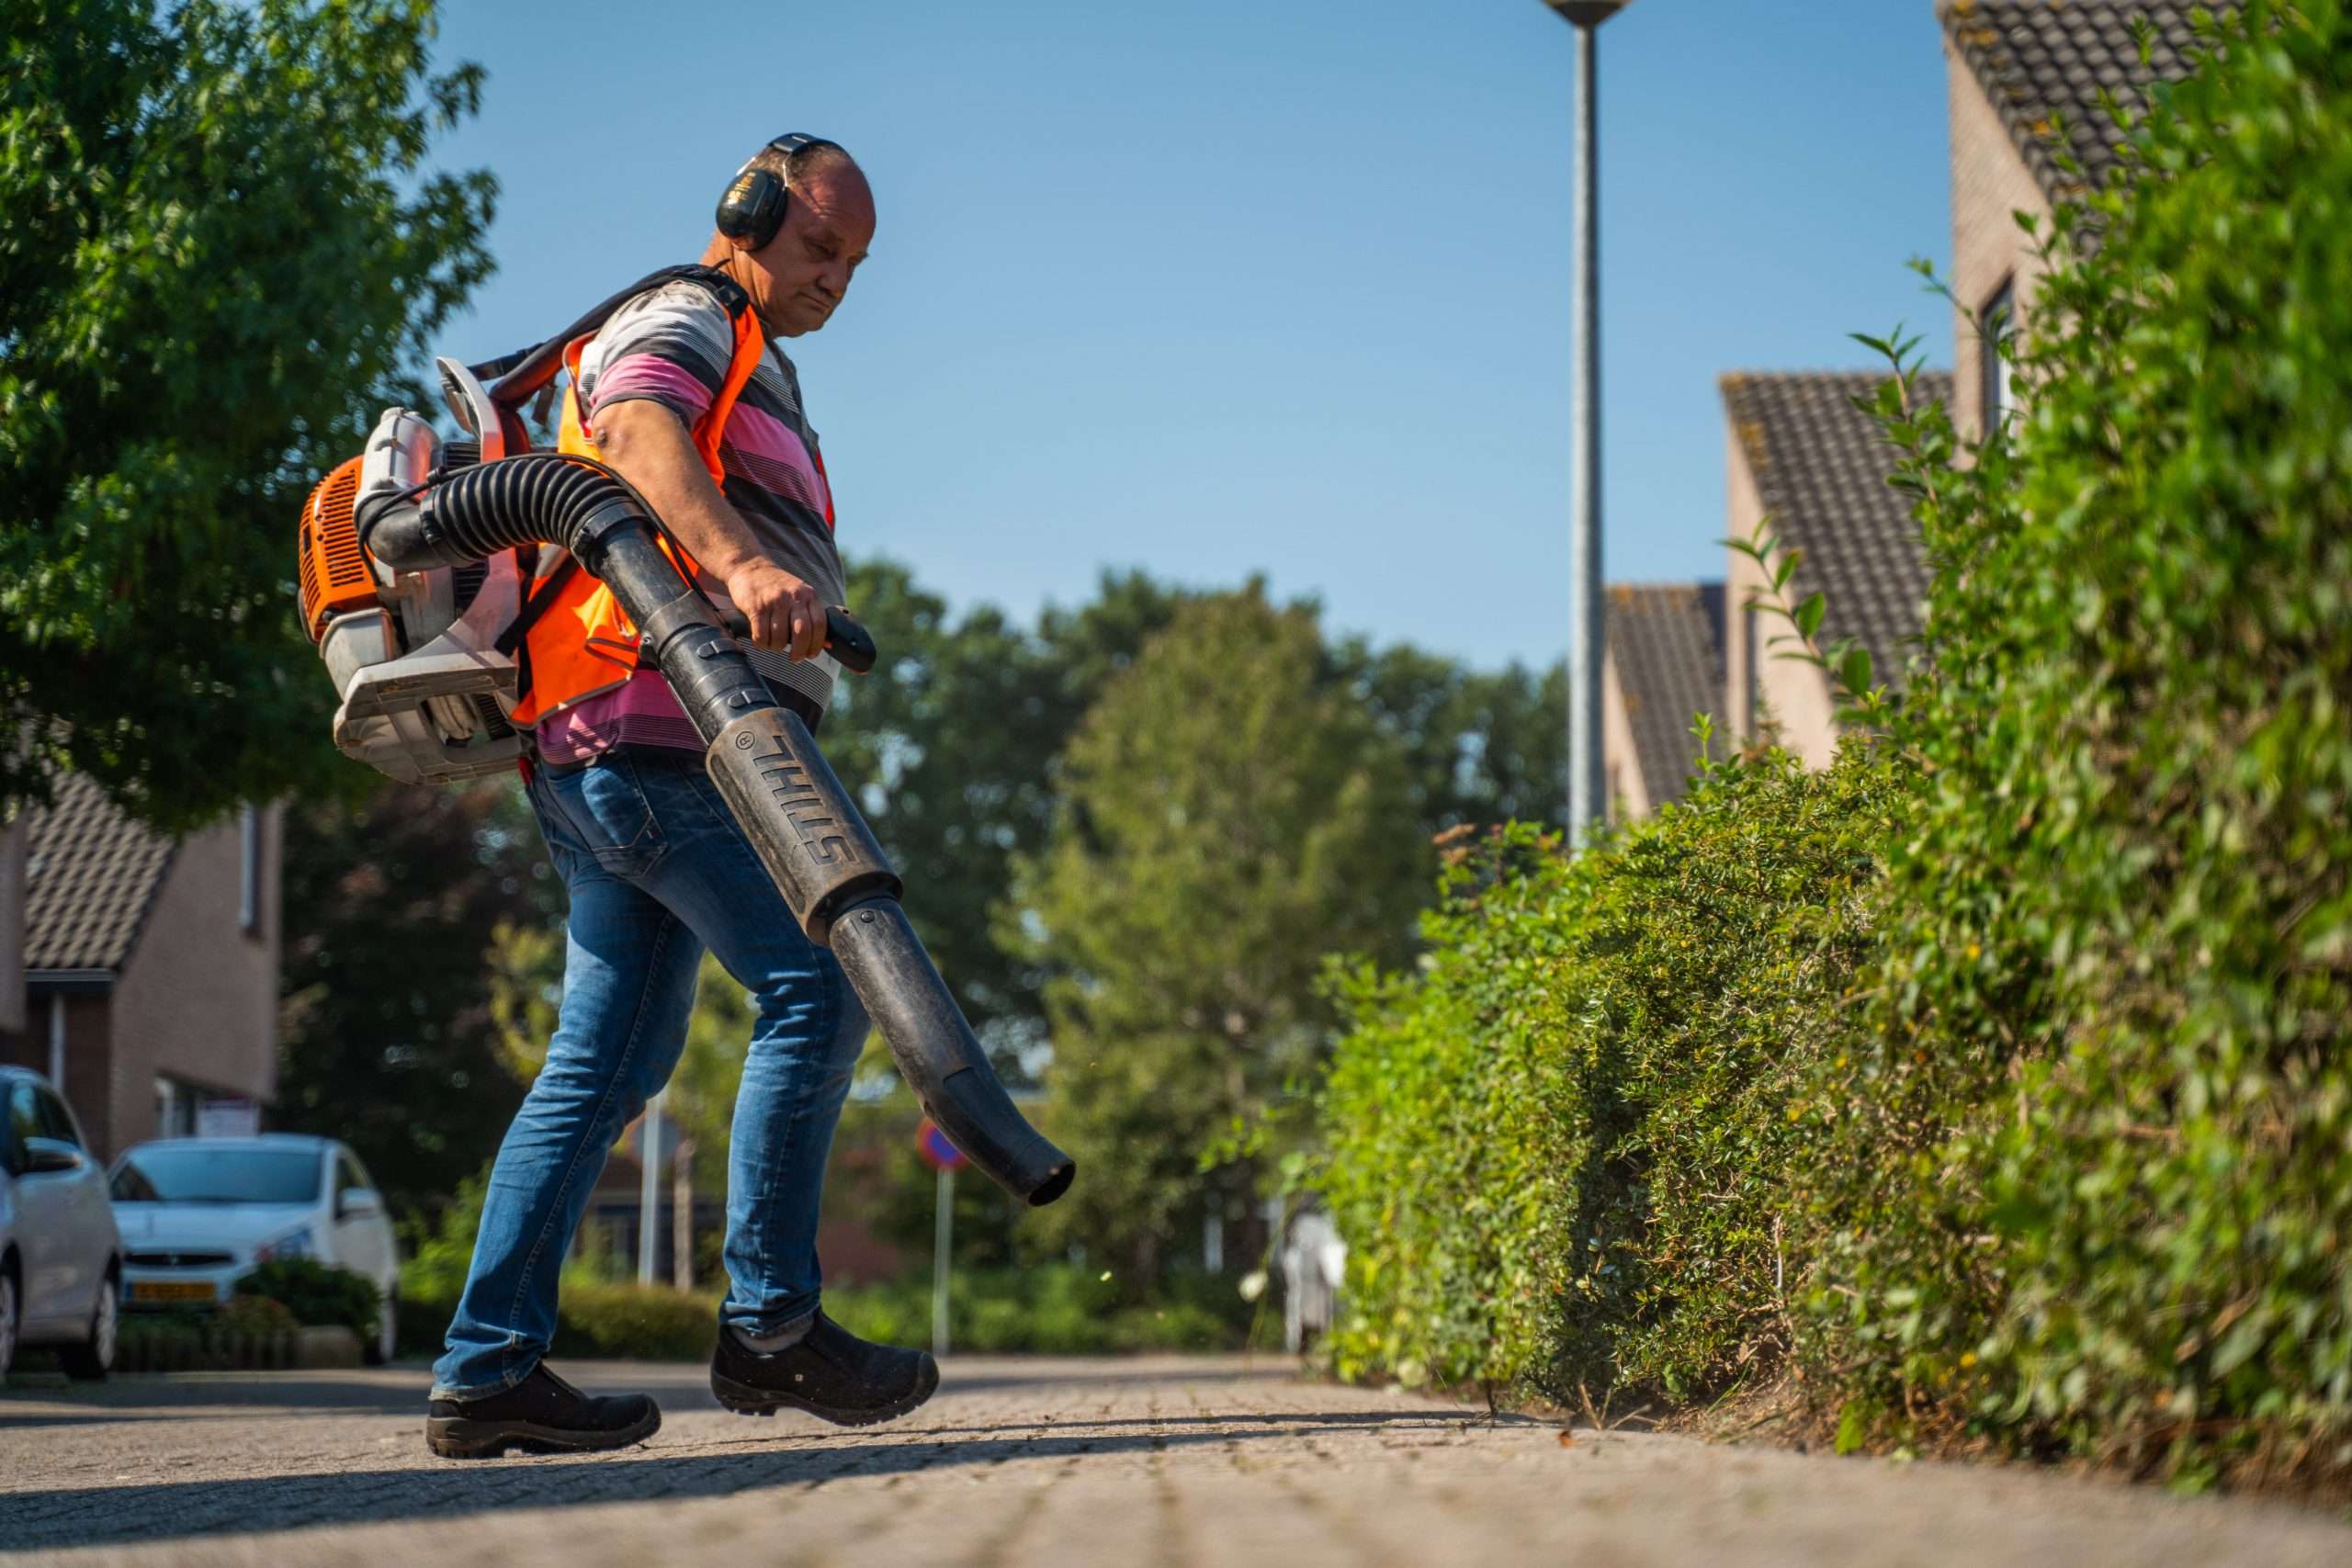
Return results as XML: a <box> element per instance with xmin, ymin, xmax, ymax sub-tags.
<box><xmin>293</xmin><ymin>287</ymin><xmax>1073</xmax><ymax>1207</ymax></box>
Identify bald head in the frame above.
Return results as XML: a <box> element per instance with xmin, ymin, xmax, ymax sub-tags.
<box><xmin>707</xmin><ymin>141</ymin><xmax>876</xmax><ymax>338</ymax></box>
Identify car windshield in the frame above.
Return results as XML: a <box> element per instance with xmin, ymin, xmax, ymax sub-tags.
<box><xmin>110</xmin><ymin>1146</ymin><xmax>321</xmax><ymax>1205</ymax></box>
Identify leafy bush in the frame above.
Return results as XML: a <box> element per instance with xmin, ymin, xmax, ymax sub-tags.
<box><xmin>547</xmin><ymin>1282</ymin><xmax>722</xmax><ymax>1361</ymax></box>
<box><xmin>218</xmin><ymin>1294</ymin><xmax>301</xmax><ymax>1337</ymax></box>
<box><xmin>236</xmin><ymin>1259</ymin><xmax>381</xmax><ymax>1341</ymax></box>
<box><xmin>1797</xmin><ymin>0</ymin><xmax>2352</xmax><ymax>1483</ymax></box>
<box><xmin>1316</xmin><ymin>0</ymin><xmax>2352</xmax><ymax>1491</ymax></box>
<box><xmin>117</xmin><ymin>1297</ymin><xmax>300</xmax><ymax>1372</ymax></box>
<box><xmin>828</xmin><ymin>1264</ymin><xmax>1247</xmax><ymax>1355</ymax></box>
<box><xmin>396</xmin><ymin>1262</ymin><xmax>1246</xmax><ymax>1361</ymax></box>
<box><xmin>1320</xmin><ymin>746</ymin><xmax>1891</xmax><ymax>1399</ymax></box>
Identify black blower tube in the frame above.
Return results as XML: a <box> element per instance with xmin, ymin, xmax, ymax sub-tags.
<box><xmin>362</xmin><ymin>455</ymin><xmax>1075</xmax><ymax>1206</ymax></box>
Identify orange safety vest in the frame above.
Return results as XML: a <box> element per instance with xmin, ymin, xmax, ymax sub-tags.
<box><xmin>506</xmin><ymin>282</ymin><xmax>767</xmax><ymax>728</ymax></box>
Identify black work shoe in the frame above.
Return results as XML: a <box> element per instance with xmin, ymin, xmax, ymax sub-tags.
<box><xmin>425</xmin><ymin>1362</ymin><xmax>662</xmax><ymax>1459</ymax></box>
<box><xmin>710</xmin><ymin>1312</ymin><xmax>939</xmax><ymax>1427</ymax></box>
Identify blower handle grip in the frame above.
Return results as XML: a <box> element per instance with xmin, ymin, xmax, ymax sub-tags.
<box><xmin>823</xmin><ymin>606</ymin><xmax>879</xmax><ymax>675</ymax></box>
<box><xmin>715</xmin><ymin>604</ymin><xmax>878</xmax><ymax>675</ymax></box>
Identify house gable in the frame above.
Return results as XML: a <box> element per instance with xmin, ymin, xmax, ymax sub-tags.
<box><xmin>1939</xmin><ymin>1</ymin><xmax>2208</xmax><ymax>432</ymax></box>
<box><xmin>24</xmin><ymin>772</ymin><xmax>176</xmax><ymax>979</ymax></box>
<box><xmin>1719</xmin><ymin>371</ymin><xmax>1948</xmax><ymax>767</ymax></box>
<box><xmin>1939</xmin><ymin>0</ymin><xmax>2209</xmax><ymax>209</ymax></box>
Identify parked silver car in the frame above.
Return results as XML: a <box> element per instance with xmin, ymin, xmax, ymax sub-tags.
<box><xmin>0</xmin><ymin>1066</ymin><xmax>123</xmax><ymax>1379</ymax></box>
<box><xmin>109</xmin><ymin>1134</ymin><xmax>401</xmax><ymax>1363</ymax></box>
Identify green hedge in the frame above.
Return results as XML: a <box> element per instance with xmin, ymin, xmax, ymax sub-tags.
<box><xmin>236</xmin><ymin>1259</ymin><xmax>381</xmax><ymax>1341</ymax></box>
<box><xmin>1321</xmin><ymin>748</ymin><xmax>1890</xmax><ymax>1400</ymax></box>
<box><xmin>397</xmin><ymin>1275</ymin><xmax>720</xmax><ymax>1361</ymax></box>
<box><xmin>829</xmin><ymin>1265</ymin><xmax>1245</xmax><ymax>1355</ymax></box>
<box><xmin>1318</xmin><ymin>0</ymin><xmax>2352</xmax><ymax>1491</ymax></box>
<box><xmin>398</xmin><ymin>1263</ymin><xmax>1247</xmax><ymax>1361</ymax></box>
<box><xmin>117</xmin><ymin>1295</ymin><xmax>302</xmax><ymax>1373</ymax></box>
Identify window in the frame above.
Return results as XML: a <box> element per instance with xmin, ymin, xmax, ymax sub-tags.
<box><xmin>35</xmin><ymin>1089</ymin><xmax>80</xmax><ymax>1150</ymax></box>
<box><xmin>6</xmin><ymin>1082</ymin><xmax>41</xmax><ymax>1170</ymax></box>
<box><xmin>154</xmin><ymin>1077</ymin><xmax>197</xmax><ymax>1140</ymax></box>
<box><xmin>238</xmin><ymin>806</ymin><xmax>264</xmax><ymax>935</ymax></box>
<box><xmin>336</xmin><ymin>1150</ymin><xmax>369</xmax><ymax>1206</ymax></box>
<box><xmin>109</xmin><ymin>1145</ymin><xmax>322</xmax><ymax>1204</ymax></box>
<box><xmin>1982</xmin><ymin>279</ymin><xmax>2017</xmax><ymax>433</ymax></box>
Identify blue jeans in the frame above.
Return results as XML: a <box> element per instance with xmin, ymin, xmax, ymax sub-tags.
<box><xmin>431</xmin><ymin>747</ymin><xmax>870</xmax><ymax>1398</ymax></box>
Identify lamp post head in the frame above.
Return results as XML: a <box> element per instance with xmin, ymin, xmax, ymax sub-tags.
<box><xmin>1543</xmin><ymin>0</ymin><xmax>1632</xmax><ymax>25</ymax></box>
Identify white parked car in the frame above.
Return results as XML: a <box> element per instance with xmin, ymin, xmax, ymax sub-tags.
<box><xmin>0</xmin><ymin>1066</ymin><xmax>123</xmax><ymax>1380</ymax></box>
<box><xmin>109</xmin><ymin>1134</ymin><xmax>401</xmax><ymax>1363</ymax></box>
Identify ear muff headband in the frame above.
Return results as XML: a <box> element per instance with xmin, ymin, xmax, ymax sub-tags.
<box><xmin>715</xmin><ymin>132</ymin><xmax>843</xmax><ymax>251</ymax></box>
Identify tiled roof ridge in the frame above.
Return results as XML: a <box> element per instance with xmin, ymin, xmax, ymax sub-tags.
<box><xmin>1938</xmin><ymin>0</ymin><xmax>2215</xmax><ymax>205</ymax></box>
<box><xmin>1609</xmin><ymin>580</ymin><xmax>1714</xmax><ymax>597</ymax></box>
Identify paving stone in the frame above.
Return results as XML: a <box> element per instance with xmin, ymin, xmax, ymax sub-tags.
<box><xmin>2</xmin><ymin>1357</ymin><xmax>2347</xmax><ymax>1566</ymax></box>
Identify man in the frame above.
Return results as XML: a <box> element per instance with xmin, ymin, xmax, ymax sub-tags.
<box><xmin>424</xmin><ymin>136</ymin><xmax>935</xmax><ymax>1461</ymax></box>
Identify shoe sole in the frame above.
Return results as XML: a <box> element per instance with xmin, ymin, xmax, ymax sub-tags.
<box><xmin>425</xmin><ymin>1404</ymin><xmax>662</xmax><ymax>1460</ymax></box>
<box><xmin>711</xmin><ymin>1355</ymin><xmax>940</xmax><ymax>1427</ymax></box>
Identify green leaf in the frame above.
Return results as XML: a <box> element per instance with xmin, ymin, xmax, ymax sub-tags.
<box><xmin>1795</xmin><ymin>592</ymin><xmax>1826</xmax><ymax>642</ymax></box>
<box><xmin>1838</xmin><ymin>646</ymin><xmax>1873</xmax><ymax>695</ymax></box>
<box><xmin>1835</xmin><ymin>1400</ymin><xmax>1871</xmax><ymax>1456</ymax></box>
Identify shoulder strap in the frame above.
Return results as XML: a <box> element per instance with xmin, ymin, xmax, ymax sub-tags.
<box><xmin>493</xmin><ymin>556</ymin><xmax>582</xmax><ymax>659</ymax></box>
<box><xmin>475</xmin><ymin>265</ymin><xmax>754</xmax><ymax>410</ymax></box>
<box><xmin>698</xmin><ymin>305</ymin><xmax>767</xmax><ymax>480</ymax></box>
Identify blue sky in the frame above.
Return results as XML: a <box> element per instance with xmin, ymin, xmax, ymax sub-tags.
<box><xmin>429</xmin><ymin>0</ymin><xmax>1956</xmax><ymax>671</ymax></box>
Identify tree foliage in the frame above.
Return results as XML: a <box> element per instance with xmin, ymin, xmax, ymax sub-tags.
<box><xmin>823</xmin><ymin>560</ymin><xmax>1564</xmax><ymax>1065</ymax></box>
<box><xmin>0</xmin><ymin>0</ymin><xmax>492</xmax><ymax>827</ymax></box>
<box><xmin>1012</xmin><ymin>589</ymin><xmax>1429</xmax><ymax>1286</ymax></box>
<box><xmin>277</xmin><ymin>780</ymin><xmax>552</xmax><ymax>1219</ymax></box>
<box><xmin>821</xmin><ymin>563</ymin><xmax>1191</xmax><ymax>1059</ymax></box>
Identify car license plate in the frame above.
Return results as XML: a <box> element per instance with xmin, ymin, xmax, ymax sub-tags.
<box><xmin>130</xmin><ymin>1280</ymin><xmax>217</xmax><ymax>1304</ymax></box>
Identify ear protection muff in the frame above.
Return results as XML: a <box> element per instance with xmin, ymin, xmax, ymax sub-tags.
<box><xmin>715</xmin><ymin>132</ymin><xmax>842</xmax><ymax>251</ymax></box>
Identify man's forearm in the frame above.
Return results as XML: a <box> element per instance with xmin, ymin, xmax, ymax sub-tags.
<box><xmin>592</xmin><ymin>399</ymin><xmax>763</xmax><ymax>578</ymax></box>
<box><xmin>590</xmin><ymin>398</ymin><xmax>828</xmax><ymax>657</ymax></box>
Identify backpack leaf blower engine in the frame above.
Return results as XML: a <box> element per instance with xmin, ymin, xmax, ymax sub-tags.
<box><xmin>296</xmin><ymin>355</ymin><xmax>1073</xmax><ymax>1208</ymax></box>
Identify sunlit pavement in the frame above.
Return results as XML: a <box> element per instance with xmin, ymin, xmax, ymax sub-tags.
<box><xmin>3</xmin><ymin>1356</ymin><xmax>2347</xmax><ymax>1566</ymax></box>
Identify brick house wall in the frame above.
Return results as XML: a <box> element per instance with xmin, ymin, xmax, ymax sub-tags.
<box><xmin>99</xmin><ymin>810</ymin><xmax>281</xmax><ymax>1157</ymax></box>
<box><xmin>1946</xmin><ymin>24</ymin><xmax>2057</xmax><ymax>437</ymax></box>
<box><xmin>0</xmin><ymin>823</ymin><xmax>23</xmax><ymax>1038</ymax></box>
<box><xmin>1723</xmin><ymin>424</ymin><xmax>1840</xmax><ymax>769</ymax></box>
<box><xmin>16</xmin><ymin>783</ymin><xmax>282</xmax><ymax>1163</ymax></box>
<box><xmin>1599</xmin><ymin>649</ymin><xmax>1650</xmax><ymax>824</ymax></box>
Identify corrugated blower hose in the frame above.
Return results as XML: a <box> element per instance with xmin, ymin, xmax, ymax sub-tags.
<box><xmin>356</xmin><ymin>447</ymin><xmax>1074</xmax><ymax>1208</ymax></box>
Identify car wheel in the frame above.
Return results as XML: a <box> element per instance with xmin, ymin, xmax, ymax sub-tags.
<box><xmin>0</xmin><ymin>1269</ymin><xmax>17</xmax><ymax>1379</ymax></box>
<box><xmin>60</xmin><ymin>1272</ymin><xmax>118</xmax><ymax>1381</ymax></box>
<box><xmin>366</xmin><ymin>1286</ymin><xmax>399</xmax><ymax>1366</ymax></box>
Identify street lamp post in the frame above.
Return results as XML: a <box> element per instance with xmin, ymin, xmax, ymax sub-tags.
<box><xmin>1541</xmin><ymin>0</ymin><xmax>1631</xmax><ymax>843</ymax></box>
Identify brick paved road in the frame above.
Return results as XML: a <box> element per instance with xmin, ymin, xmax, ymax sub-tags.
<box><xmin>3</xmin><ymin>1357</ymin><xmax>2347</xmax><ymax>1566</ymax></box>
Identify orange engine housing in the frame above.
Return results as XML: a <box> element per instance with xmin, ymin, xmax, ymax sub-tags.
<box><xmin>297</xmin><ymin>456</ymin><xmax>377</xmax><ymax>642</ymax></box>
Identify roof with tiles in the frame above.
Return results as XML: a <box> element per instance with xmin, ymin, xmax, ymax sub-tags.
<box><xmin>1606</xmin><ymin>582</ymin><xmax>1726</xmax><ymax>809</ymax></box>
<box><xmin>1720</xmin><ymin>370</ymin><xmax>1951</xmax><ymax>696</ymax></box>
<box><xmin>23</xmin><ymin>771</ymin><xmax>176</xmax><ymax>973</ymax></box>
<box><xmin>1939</xmin><ymin>0</ymin><xmax>2212</xmax><ymax>202</ymax></box>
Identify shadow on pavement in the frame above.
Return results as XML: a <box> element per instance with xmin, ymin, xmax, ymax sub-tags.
<box><xmin>0</xmin><ymin>1375</ymin><xmax>431</xmax><ymax>1425</ymax></box>
<box><xmin>2</xmin><ymin>1416</ymin><xmax>1450</xmax><ymax>1550</ymax></box>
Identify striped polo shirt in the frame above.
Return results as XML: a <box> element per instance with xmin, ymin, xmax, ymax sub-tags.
<box><xmin>535</xmin><ymin>277</ymin><xmax>846</xmax><ymax>762</ymax></box>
